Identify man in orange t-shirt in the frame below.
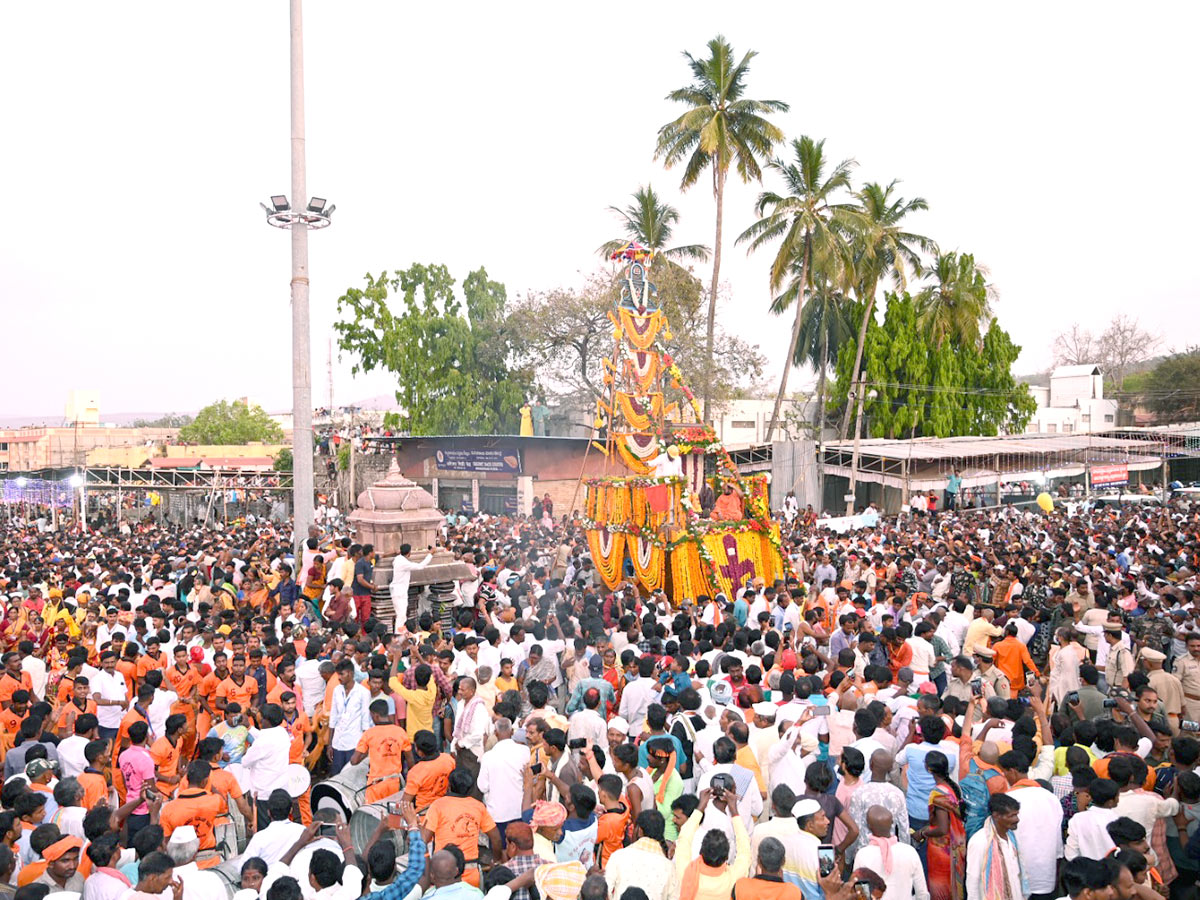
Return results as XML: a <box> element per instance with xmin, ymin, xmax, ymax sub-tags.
<box><xmin>280</xmin><ymin>691</ymin><xmax>314</xmax><ymax>824</ymax></box>
<box><xmin>991</xmin><ymin>624</ymin><xmax>1040</xmax><ymax>692</ymax></box>
<box><xmin>159</xmin><ymin>760</ymin><xmax>227</xmax><ymax>868</ymax></box>
<box><xmin>0</xmin><ymin>653</ymin><xmax>33</xmax><ymax>709</ymax></box>
<box><xmin>422</xmin><ymin>767</ymin><xmax>500</xmax><ymax>886</ymax></box>
<box><xmin>77</xmin><ymin>738</ymin><xmax>111</xmax><ymax>809</ymax></box>
<box><xmin>215</xmin><ymin>656</ymin><xmax>258</xmax><ymax>713</ymax></box>
<box><xmin>0</xmin><ymin>690</ymin><xmax>30</xmax><ymax>753</ymax></box>
<box><xmin>196</xmin><ymin>652</ymin><xmax>230</xmax><ymax>747</ymax></box>
<box><xmin>149</xmin><ymin>713</ymin><xmax>187</xmax><ymax>799</ymax></box>
<box><xmin>403</xmin><ymin>731</ymin><xmax>456</xmax><ymax>812</ymax></box>
<box><xmin>266</xmin><ymin>658</ymin><xmax>304</xmax><ymax>710</ymax></box>
<box><xmin>54</xmin><ymin>678</ymin><xmax>96</xmax><ymax>737</ymax></box>
<box><xmin>165</xmin><ymin>646</ymin><xmax>203</xmax><ymax>757</ymax></box>
<box><xmin>193</xmin><ymin>737</ymin><xmax>253</xmax><ymax>830</ymax></box>
<box><xmin>136</xmin><ymin>637</ymin><xmax>168</xmax><ymax>681</ymax></box>
<box><xmin>351</xmin><ymin>699</ymin><xmax>413</xmax><ymax>802</ymax></box>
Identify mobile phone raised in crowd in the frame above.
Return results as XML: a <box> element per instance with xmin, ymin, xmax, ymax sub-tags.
<box><xmin>817</xmin><ymin>844</ymin><xmax>836</xmax><ymax>877</ymax></box>
<box><xmin>530</xmin><ymin>763</ymin><xmax>543</xmax><ymax>775</ymax></box>
<box><xmin>970</xmin><ymin>679</ymin><xmax>983</xmax><ymax>698</ymax></box>
<box><xmin>814</xmin><ymin>705</ymin><xmax>832</xmax><ymax>717</ymax></box>
<box><xmin>1066</xmin><ymin>690</ymin><xmax>1080</xmax><ymax>706</ymax></box>
<box><xmin>854</xmin><ymin>881</ymin><xmax>873</xmax><ymax>900</ymax></box>
<box><xmin>567</xmin><ymin>737</ymin><xmax>588</xmax><ymax>750</ymax></box>
<box><xmin>1182</xmin><ymin>720</ymin><xmax>1200</xmax><ymax>733</ymax></box>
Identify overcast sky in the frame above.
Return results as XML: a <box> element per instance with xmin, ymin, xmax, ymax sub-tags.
<box><xmin>2</xmin><ymin>2</ymin><xmax>1197</xmax><ymax>419</ymax></box>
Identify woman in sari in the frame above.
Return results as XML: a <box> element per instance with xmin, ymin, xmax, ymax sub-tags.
<box><xmin>918</xmin><ymin>750</ymin><xmax>966</xmax><ymax>900</ymax></box>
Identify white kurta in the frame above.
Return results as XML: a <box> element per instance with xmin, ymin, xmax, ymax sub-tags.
<box><xmin>389</xmin><ymin>552</ymin><xmax>432</xmax><ymax>622</ymax></box>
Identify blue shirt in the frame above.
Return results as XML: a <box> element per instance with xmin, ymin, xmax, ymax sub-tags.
<box><xmin>365</xmin><ymin>830</ymin><xmax>428</xmax><ymax>900</ymax></box>
<box><xmin>898</xmin><ymin>741</ymin><xmax>960</xmax><ymax>820</ymax></box>
<box><xmin>733</xmin><ymin>598</ymin><xmax>749</xmax><ymax>627</ymax></box>
<box><xmin>946</xmin><ymin>474</ymin><xmax>962</xmax><ymax>494</ymax></box>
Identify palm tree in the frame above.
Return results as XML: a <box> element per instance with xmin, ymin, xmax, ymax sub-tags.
<box><xmin>773</xmin><ymin>268</ymin><xmax>854</xmax><ymax>436</ymax></box>
<box><xmin>597</xmin><ymin>186</ymin><xmax>711</xmax><ymax>265</ymax></box>
<box><xmin>655</xmin><ymin>35</ymin><xmax>788</xmax><ymax>421</ymax></box>
<box><xmin>838</xmin><ymin>181</ymin><xmax>937</xmax><ymax>441</ymax></box>
<box><xmin>737</xmin><ymin>136</ymin><xmax>863</xmax><ymax>441</ymax></box>
<box><xmin>915</xmin><ymin>251</ymin><xmax>996</xmax><ymax>347</ymax></box>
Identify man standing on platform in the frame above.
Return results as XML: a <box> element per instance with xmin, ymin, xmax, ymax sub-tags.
<box><xmin>390</xmin><ymin>543</ymin><xmax>433</xmax><ymax>625</ymax></box>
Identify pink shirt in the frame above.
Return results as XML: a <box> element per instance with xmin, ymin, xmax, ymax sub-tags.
<box><xmin>119</xmin><ymin>744</ymin><xmax>155</xmax><ymax>814</ymax></box>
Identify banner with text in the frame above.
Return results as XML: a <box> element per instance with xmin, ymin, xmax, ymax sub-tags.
<box><xmin>435</xmin><ymin>448</ymin><xmax>522</xmax><ymax>474</ymax></box>
<box><xmin>1091</xmin><ymin>463</ymin><xmax>1129</xmax><ymax>486</ymax></box>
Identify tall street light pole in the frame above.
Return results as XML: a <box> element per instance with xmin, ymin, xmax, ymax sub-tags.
<box><xmin>262</xmin><ymin>0</ymin><xmax>334</xmax><ymax>556</ymax></box>
<box><xmin>289</xmin><ymin>0</ymin><xmax>312</xmax><ymax>556</ymax></box>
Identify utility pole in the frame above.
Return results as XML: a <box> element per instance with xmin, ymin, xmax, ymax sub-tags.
<box><xmin>289</xmin><ymin>0</ymin><xmax>314</xmax><ymax>555</ymax></box>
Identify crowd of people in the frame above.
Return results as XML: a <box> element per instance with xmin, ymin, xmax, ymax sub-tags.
<box><xmin>0</xmin><ymin>483</ymin><xmax>1199</xmax><ymax>900</ymax></box>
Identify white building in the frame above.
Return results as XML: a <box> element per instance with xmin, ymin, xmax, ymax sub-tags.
<box><xmin>713</xmin><ymin>397</ymin><xmax>808</xmax><ymax>448</ymax></box>
<box><xmin>1025</xmin><ymin>365</ymin><xmax>1118</xmax><ymax>434</ymax></box>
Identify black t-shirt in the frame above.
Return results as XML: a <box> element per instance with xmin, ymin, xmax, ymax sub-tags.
<box><xmin>353</xmin><ymin>558</ymin><xmax>374</xmax><ymax>595</ymax></box>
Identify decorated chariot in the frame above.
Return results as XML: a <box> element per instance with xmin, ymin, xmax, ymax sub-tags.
<box><xmin>582</xmin><ymin>242</ymin><xmax>784</xmax><ymax>604</ymax></box>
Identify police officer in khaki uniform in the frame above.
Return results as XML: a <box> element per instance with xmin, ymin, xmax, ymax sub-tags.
<box><xmin>973</xmin><ymin>646</ymin><xmax>1011</xmax><ymax>700</ymax></box>
<box><xmin>1177</xmin><ymin>632</ymin><xmax>1200</xmax><ymax>723</ymax></box>
<box><xmin>1104</xmin><ymin>622</ymin><xmax>1136</xmax><ymax>691</ymax></box>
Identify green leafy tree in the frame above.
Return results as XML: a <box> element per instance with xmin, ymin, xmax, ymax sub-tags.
<box><xmin>833</xmin><ymin>293</ymin><xmax>1035</xmax><ymax>438</ymax></box>
<box><xmin>507</xmin><ymin>266</ymin><xmax>765</xmax><ymax>416</ymax></box>
<box><xmin>738</xmin><ymin>136</ymin><xmax>864</xmax><ymax>441</ymax></box>
<box><xmin>334</xmin><ymin>263</ymin><xmax>533</xmax><ymax>436</ymax></box>
<box><xmin>655</xmin><ymin>35</ymin><xmax>788</xmax><ymax>420</ymax></box>
<box><xmin>273</xmin><ymin>448</ymin><xmax>293</xmax><ymax>472</ymax></box>
<box><xmin>1144</xmin><ymin>350</ymin><xmax>1200</xmax><ymax>422</ymax></box>
<box><xmin>597</xmin><ymin>186</ymin><xmax>710</xmax><ymax>267</ymax></box>
<box><xmin>178</xmin><ymin>400</ymin><xmax>284</xmax><ymax>445</ymax></box>
<box><xmin>915</xmin><ymin>251</ymin><xmax>995</xmax><ymax>347</ymax></box>
<box><xmin>839</xmin><ymin>181</ymin><xmax>936</xmax><ymax>440</ymax></box>
<box><xmin>132</xmin><ymin>413</ymin><xmax>194</xmax><ymax>428</ymax></box>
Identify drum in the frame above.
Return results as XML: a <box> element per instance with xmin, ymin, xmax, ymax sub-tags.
<box><xmin>310</xmin><ymin>758</ymin><xmax>369</xmax><ymax>821</ymax></box>
<box><xmin>348</xmin><ymin>798</ymin><xmax>408</xmax><ymax>856</ymax></box>
<box><xmin>285</xmin><ymin>763</ymin><xmax>311</xmax><ymax>798</ymax></box>
<box><xmin>210</xmin><ymin>859</ymin><xmax>243</xmax><ymax>900</ymax></box>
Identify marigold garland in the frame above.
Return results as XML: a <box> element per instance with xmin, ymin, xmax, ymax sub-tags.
<box><xmin>587</xmin><ymin>528</ymin><xmax>625</xmax><ymax>588</ymax></box>
<box><xmin>618</xmin><ymin>309</ymin><xmax>664</xmax><ymax>350</ymax></box>
<box><xmin>615</xmin><ymin>392</ymin><xmax>664</xmax><ymax>431</ymax></box>
<box><xmin>629</xmin><ymin>535</ymin><xmax>665</xmax><ymax>591</ymax></box>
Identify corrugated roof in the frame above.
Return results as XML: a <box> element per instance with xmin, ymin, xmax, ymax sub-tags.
<box><xmin>822</xmin><ymin>433</ymin><xmax>1152</xmax><ymax>461</ymax></box>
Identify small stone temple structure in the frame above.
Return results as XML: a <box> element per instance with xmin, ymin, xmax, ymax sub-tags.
<box><xmin>348</xmin><ymin>460</ymin><xmax>472</xmax><ymax>627</ymax></box>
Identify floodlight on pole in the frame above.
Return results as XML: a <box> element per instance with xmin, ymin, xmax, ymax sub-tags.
<box><xmin>260</xmin><ymin>0</ymin><xmax>331</xmax><ymax>556</ymax></box>
<box><xmin>67</xmin><ymin>473</ymin><xmax>84</xmax><ymax>489</ymax></box>
<box><xmin>14</xmin><ymin>477</ymin><xmax>27</xmax><ymax>488</ymax></box>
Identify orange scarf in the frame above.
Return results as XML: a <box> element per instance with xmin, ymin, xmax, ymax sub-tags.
<box><xmin>653</xmin><ymin>752</ymin><xmax>677</xmax><ymax>804</ymax></box>
<box><xmin>680</xmin><ymin>856</ymin><xmax>726</xmax><ymax>900</ymax></box>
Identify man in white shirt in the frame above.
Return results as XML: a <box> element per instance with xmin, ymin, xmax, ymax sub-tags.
<box><xmin>907</xmin><ymin>623</ymin><xmax>938</xmax><ymax>687</ymax></box>
<box><xmin>618</xmin><ymin>657</ymin><xmax>660</xmax><ymax>735</ymax></box>
<box><xmin>855</xmin><ymin>805</ymin><xmax>928</xmax><ymax>900</ymax></box>
<box><xmin>56</xmin><ymin>714</ymin><xmax>97</xmax><ymax>779</ymax></box>
<box><xmin>389</xmin><ymin>543</ymin><xmax>433</xmax><ymax>625</ymax></box>
<box><xmin>18</xmin><ymin>642</ymin><xmax>47</xmax><ymax>701</ymax></box>
<box><xmin>1065</xmin><ymin>777</ymin><xmax>1120</xmax><ymax>859</ymax></box>
<box><xmin>477</xmin><ymin>718</ymin><xmax>530</xmax><ymax>832</ymax></box>
<box><xmin>965</xmin><ymin>794</ymin><xmax>1023</xmax><ymax>900</ymax></box>
<box><xmin>241</xmin><ymin>788</ymin><xmax>307</xmax><ymax>864</ymax></box>
<box><xmin>90</xmin><ymin>651</ymin><xmax>128</xmax><ymax>740</ymax></box>
<box><xmin>328</xmin><ymin>660</ymin><xmax>372</xmax><ymax>775</ymax></box>
<box><xmin>295</xmin><ymin>643</ymin><xmax>331</xmax><ymax>718</ymax></box>
<box><xmin>243</xmin><ymin>705</ymin><xmax>295</xmax><ymax>829</ymax></box>
<box><xmin>1003</xmin><ymin>753</ymin><xmax>1063</xmax><ymax>897</ymax></box>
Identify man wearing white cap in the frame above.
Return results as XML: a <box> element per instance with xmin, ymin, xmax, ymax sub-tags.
<box><xmin>748</xmin><ymin>787</ymin><xmax>823</xmax><ymax>896</ymax></box>
<box><xmin>165</xmin><ymin>824</ymin><xmax>226</xmax><ymax>900</ymax></box>
<box><xmin>749</xmin><ymin>702</ymin><xmax>778</xmax><ymax>773</ymax></box>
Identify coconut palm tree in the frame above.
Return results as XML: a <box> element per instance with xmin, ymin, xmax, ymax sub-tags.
<box><xmin>597</xmin><ymin>186</ymin><xmax>711</xmax><ymax>265</ymax></box>
<box><xmin>655</xmin><ymin>35</ymin><xmax>788</xmax><ymax>421</ymax></box>
<box><xmin>737</xmin><ymin>135</ymin><xmax>863</xmax><ymax>441</ymax></box>
<box><xmin>915</xmin><ymin>251</ymin><xmax>996</xmax><ymax>348</ymax></box>
<box><xmin>838</xmin><ymin>181</ymin><xmax>937</xmax><ymax>441</ymax></box>
<box><xmin>771</xmin><ymin>267</ymin><xmax>855</xmax><ymax>436</ymax></box>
